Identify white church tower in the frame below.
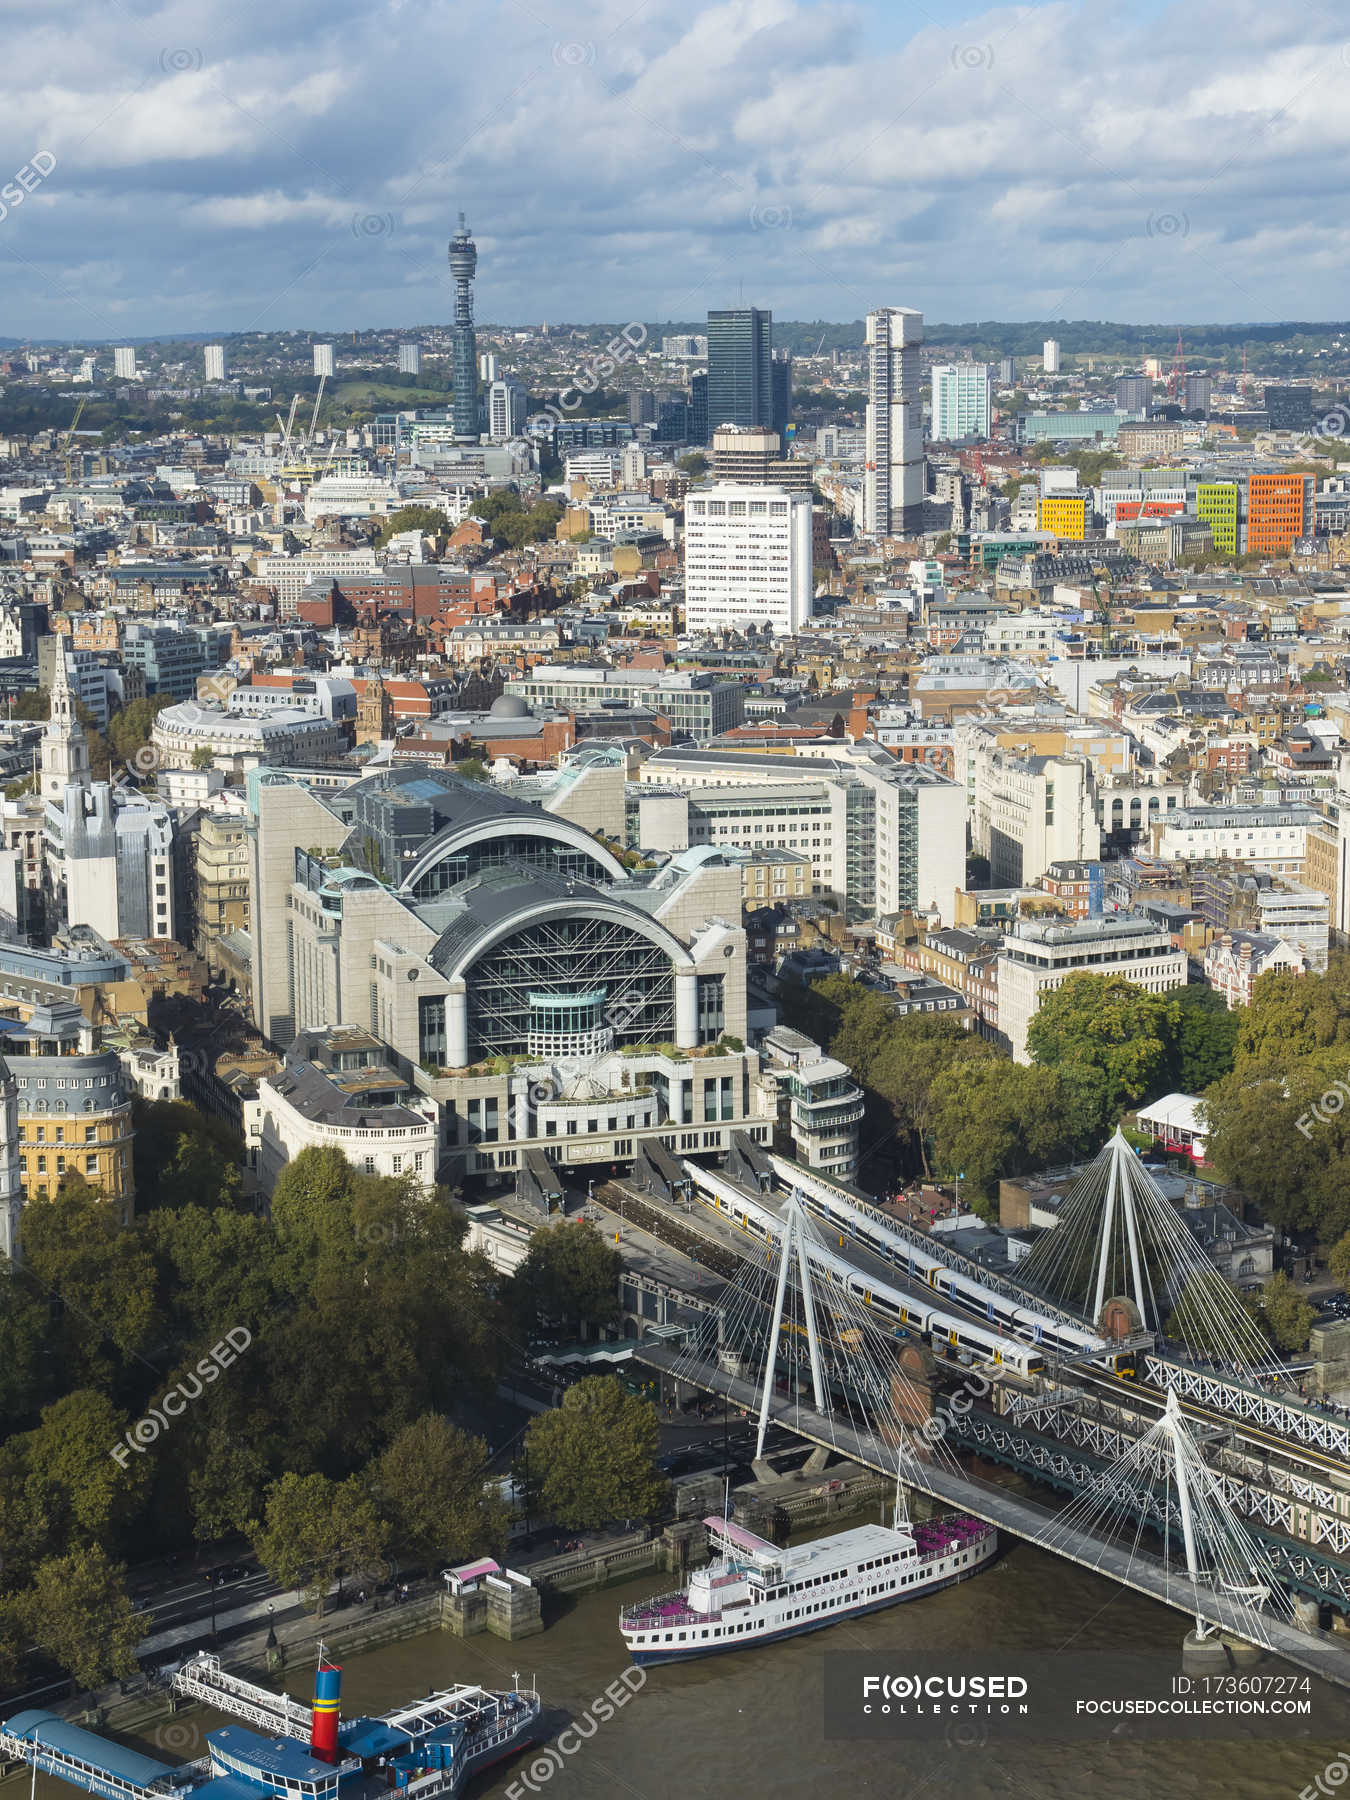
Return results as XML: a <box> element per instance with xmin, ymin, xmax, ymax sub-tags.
<box><xmin>41</xmin><ymin>641</ymin><xmax>91</xmax><ymax>806</ymax></box>
<box><xmin>0</xmin><ymin>1057</ymin><xmax>24</xmax><ymax>1263</ymax></box>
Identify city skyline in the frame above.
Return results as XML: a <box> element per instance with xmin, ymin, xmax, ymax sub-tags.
<box><xmin>4</xmin><ymin>0</ymin><xmax>1350</xmax><ymax>338</ymax></box>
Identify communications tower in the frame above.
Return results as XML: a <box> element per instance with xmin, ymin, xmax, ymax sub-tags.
<box><xmin>449</xmin><ymin>212</ymin><xmax>480</xmax><ymax>444</ymax></box>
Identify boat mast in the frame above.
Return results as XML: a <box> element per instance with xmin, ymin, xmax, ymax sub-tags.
<box><xmin>892</xmin><ymin>1461</ymin><xmax>910</xmax><ymax>1531</ymax></box>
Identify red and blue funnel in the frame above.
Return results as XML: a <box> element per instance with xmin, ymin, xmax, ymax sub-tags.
<box><xmin>311</xmin><ymin>1662</ymin><xmax>342</xmax><ymax>1764</ymax></box>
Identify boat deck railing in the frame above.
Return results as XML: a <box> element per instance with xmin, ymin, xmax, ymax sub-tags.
<box><xmin>912</xmin><ymin>1516</ymin><xmax>994</xmax><ymax>1561</ymax></box>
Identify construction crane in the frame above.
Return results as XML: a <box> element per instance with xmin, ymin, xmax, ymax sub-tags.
<box><xmin>274</xmin><ymin>376</ymin><xmax>330</xmax><ymax>490</ymax></box>
<box><xmin>275</xmin><ymin>392</ymin><xmax>301</xmax><ymax>462</ymax></box>
<box><xmin>57</xmin><ymin>395</ymin><xmax>88</xmax><ymax>475</ymax></box>
<box><xmin>307</xmin><ymin>371</ymin><xmax>327</xmax><ymax>445</ymax></box>
<box><xmin>59</xmin><ymin>395</ymin><xmax>87</xmax><ymax>454</ymax></box>
<box><xmin>1089</xmin><ymin>562</ymin><xmax>1117</xmax><ymax>655</ymax></box>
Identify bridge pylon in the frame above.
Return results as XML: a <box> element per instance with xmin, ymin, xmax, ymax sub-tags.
<box><xmin>1016</xmin><ymin>1128</ymin><xmax>1275</xmax><ymax>1373</ymax></box>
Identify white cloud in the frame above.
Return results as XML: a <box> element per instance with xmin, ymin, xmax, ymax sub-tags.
<box><xmin>0</xmin><ymin>0</ymin><xmax>1348</xmax><ymax>334</ymax></box>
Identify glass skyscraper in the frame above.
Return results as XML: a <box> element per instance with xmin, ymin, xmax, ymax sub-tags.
<box><xmin>689</xmin><ymin>372</ymin><xmax>708</xmax><ymax>444</ymax></box>
<box><xmin>771</xmin><ymin>348</ymin><xmax>792</xmax><ymax>438</ymax></box>
<box><xmin>706</xmin><ymin>309</ymin><xmax>772</xmax><ymax>435</ymax></box>
<box><xmin>930</xmin><ymin>362</ymin><xmax>992</xmax><ymax>441</ymax></box>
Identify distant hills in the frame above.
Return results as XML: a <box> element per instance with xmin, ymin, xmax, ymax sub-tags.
<box><xmin>4</xmin><ymin>320</ymin><xmax>1349</xmax><ymax>358</ymax></box>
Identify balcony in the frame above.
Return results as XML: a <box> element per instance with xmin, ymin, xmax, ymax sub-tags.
<box><xmin>792</xmin><ymin>1102</ymin><xmax>864</xmax><ymax>1131</ymax></box>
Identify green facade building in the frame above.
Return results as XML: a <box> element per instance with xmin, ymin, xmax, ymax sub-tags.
<box><xmin>1196</xmin><ymin>482</ymin><xmax>1240</xmax><ymax>556</ymax></box>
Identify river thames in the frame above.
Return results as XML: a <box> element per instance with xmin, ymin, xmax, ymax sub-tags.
<box><xmin>57</xmin><ymin>1524</ymin><xmax>1350</xmax><ymax>1800</ymax></box>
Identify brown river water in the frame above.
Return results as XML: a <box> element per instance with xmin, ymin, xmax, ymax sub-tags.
<box><xmin>18</xmin><ymin>1533</ymin><xmax>1350</xmax><ymax>1800</ymax></box>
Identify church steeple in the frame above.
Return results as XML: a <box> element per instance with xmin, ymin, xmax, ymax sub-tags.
<box><xmin>41</xmin><ymin>640</ymin><xmax>91</xmax><ymax>805</ymax></box>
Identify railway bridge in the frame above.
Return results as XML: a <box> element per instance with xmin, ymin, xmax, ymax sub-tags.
<box><xmin>617</xmin><ymin>1138</ymin><xmax>1350</xmax><ymax>1684</ymax></box>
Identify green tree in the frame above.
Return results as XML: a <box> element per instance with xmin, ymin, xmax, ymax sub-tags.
<box><xmin>1164</xmin><ymin>1272</ymin><xmax>1247</xmax><ymax>1359</ymax></box>
<box><xmin>0</xmin><ymin>1268</ymin><xmax>47</xmax><ymax>1428</ymax></box>
<box><xmin>253</xmin><ymin>1472</ymin><xmax>389</xmax><ymax>1614</ymax></box>
<box><xmin>1200</xmin><ymin>959</ymin><xmax>1350</xmax><ymax>1239</ymax></box>
<box><xmin>0</xmin><ymin>1597</ymin><xmax>20</xmax><ymax>1688</ymax></box>
<box><xmin>1164</xmin><ymin>985</ymin><xmax>1239</xmax><ymax>1093</ymax></box>
<box><xmin>1256</xmin><ymin>1272</ymin><xmax>1315</xmax><ymax>1354</ymax></box>
<box><xmin>143</xmin><ymin>1204</ymin><xmax>280</xmax><ymax>1342</ymax></box>
<box><xmin>522</xmin><ymin>1377</ymin><xmax>666</xmax><ymax>1530</ymax></box>
<box><xmin>133</xmin><ymin>1099</ymin><xmax>244</xmax><ymax>1214</ymax></box>
<box><xmin>0</xmin><ymin>1389</ymin><xmax>151</xmax><ymax>1585</ymax></box>
<box><xmin>676</xmin><ymin>452</ymin><xmax>709</xmax><ymax>476</ymax></box>
<box><xmin>1235</xmin><ymin>961</ymin><xmax>1350</xmax><ymax>1067</ymax></box>
<box><xmin>929</xmin><ymin>1060</ymin><xmax>1078</xmax><ymax>1205</ymax></box>
<box><xmin>823</xmin><ymin>981</ymin><xmax>896</xmax><ymax>1088</ymax></box>
<box><xmin>868</xmin><ymin>1015</ymin><xmax>993</xmax><ymax>1176</ymax></box>
<box><xmin>1328</xmin><ymin>1233</ymin><xmax>1350</xmax><ymax>1292</ymax></box>
<box><xmin>371</xmin><ymin>1414</ymin><xmax>507</xmax><ymax>1570</ymax></box>
<box><xmin>376</xmin><ymin>505</ymin><xmax>451</xmax><ymax>547</ymax></box>
<box><xmin>185</xmin><ymin>1421</ymin><xmax>272</xmax><ymax>1545</ymax></box>
<box><xmin>191</xmin><ymin>744</ymin><xmax>215</xmax><ymax>770</ymax></box>
<box><xmin>1027</xmin><ymin>974</ymin><xmax>1179</xmax><ymax>1136</ymax></box>
<box><xmin>106</xmin><ymin>694</ymin><xmax>173</xmax><ymax>766</ymax></box>
<box><xmin>21</xmin><ymin>1180</ymin><xmax>161</xmax><ymax>1381</ymax></box>
<box><xmin>18</xmin><ymin>1390</ymin><xmax>150</xmax><ymax>1551</ymax></box>
<box><xmin>508</xmin><ymin>1220</ymin><xmax>621</xmax><ymax>1336</ymax></box>
<box><xmin>18</xmin><ymin>1545</ymin><xmax>143</xmax><ymax>1692</ymax></box>
<box><xmin>266</xmin><ymin>1160</ymin><xmax>500</xmax><ymax>1467</ymax></box>
<box><xmin>0</xmin><ymin>1436</ymin><xmax>54</xmax><ymax>1582</ymax></box>
<box><xmin>1202</xmin><ymin>1052</ymin><xmax>1350</xmax><ymax>1238</ymax></box>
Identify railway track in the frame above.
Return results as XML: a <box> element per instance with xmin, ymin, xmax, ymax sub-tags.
<box><xmin>594</xmin><ymin>1180</ymin><xmax>750</xmax><ymax>1282</ymax></box>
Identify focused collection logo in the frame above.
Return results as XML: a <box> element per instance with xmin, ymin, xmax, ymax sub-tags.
<box><xmin>861</xmin><ymin>1673</ymin><xmax>1029</xmax><ymax>1716</ymax></box>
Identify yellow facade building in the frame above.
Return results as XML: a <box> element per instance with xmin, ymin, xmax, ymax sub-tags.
<box><xmin>2</xmin><ymin>1000</ymin><xmax>134</xmax><ymax>1215</ymax></box>
<box><xmin>1036</xmin><ymin>494</ymin><xmax>1089</xmax><ymax>541</ymax></box>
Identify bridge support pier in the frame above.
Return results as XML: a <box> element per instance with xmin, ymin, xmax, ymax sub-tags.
<box><xmin>1182</xmin><ymin>1630</ymin><xmax>1232</xmax><ymax>1677</ymax></box>
<box><xmin>1221</xmin><ymin>1634</ymin><xmax>1264</xmax><ymax>1668</ymax></box>
<box><xmin>1294</xmin><ymin>1596</ymin><xmax>1322</xmax><ymax>1634</ymax></box>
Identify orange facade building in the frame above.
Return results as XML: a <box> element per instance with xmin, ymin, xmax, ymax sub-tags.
<box><xmin>1246</xmin><ymin>473</ymin><xmax>1309</xmax><ymax>554</ymax></box>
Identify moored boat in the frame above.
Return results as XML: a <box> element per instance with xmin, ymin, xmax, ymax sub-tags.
<box><xmin>620</xmin><ymin>1510</ymin><xmax>995</xmax><ymax>1665</ymax></box>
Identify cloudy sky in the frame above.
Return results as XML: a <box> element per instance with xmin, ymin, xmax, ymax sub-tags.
<box><xmin>3</xmin><ymin>0</ymin><xmax>1349</xmax><ymax>339</ymax></box>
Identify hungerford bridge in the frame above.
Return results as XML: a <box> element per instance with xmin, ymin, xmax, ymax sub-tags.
<box><xmin>616</xmin><ymin>1133</ymin><xmax>1350</xmax><ymax>1687</ymax></box>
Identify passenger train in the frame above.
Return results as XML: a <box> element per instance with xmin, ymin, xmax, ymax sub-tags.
<box><xmin>763</xmin><ymin>1154</ymin><xmax>1109</xmax><ymax>1356</ymax></box>
<box><xmin>681</xmin><ymin>1157</ymin><xmax>1109</xmax><ymax>1376</ymax></box>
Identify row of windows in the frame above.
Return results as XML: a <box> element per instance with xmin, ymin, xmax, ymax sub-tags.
<box><xmin>690</xmin><ymin>500</ymin><xmax>790</xmax><ymax>517</ymax></box>
<box><xmin>646</xmin><ymin>1549</ymin><xmax>981</xmax><ymax>1646</ymax></box>
<box><xmin>25</xmin><ymin>1152</ymin><xmax>102</xmax><ymax>1175</ymax></box>
<box><xmin>13</xmin><ymin>1075</ymin><xmax>103</xmax><ymax>1088</ymax></box>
